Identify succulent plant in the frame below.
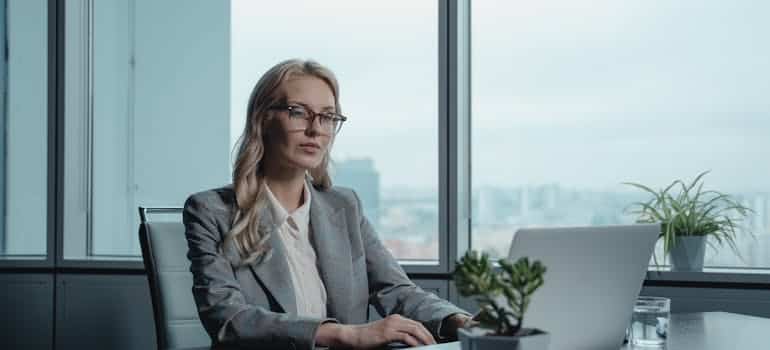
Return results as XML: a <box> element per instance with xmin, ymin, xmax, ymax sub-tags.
<box><xmin>454</xmin><ymin>250</ymin><xmax>546</xmax><ymax>336</ymax></box>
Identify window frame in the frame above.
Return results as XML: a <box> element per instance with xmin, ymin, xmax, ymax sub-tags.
<box><xmin>54</xmin><ymin>0</ymin><xmax>145</xmax><ymax>269</ymax></box>
<box><xmin>444</xmin><ymin>0</ymin><xmax>472</xmax><ymax>272</ymax></box>
<box><xmin>56</xmin><ymin>0</ymin><xmax>143</xmax><ymax>268</ymax></box>
<box><xmin>0</xmin><ymin>0</ymin><xmax>6</xmax><ymax>258</ymax></box>
<box><xmin>399</xmin><ymin>0</ymin><xmax>457</xmax><ymax>274</ymax></box>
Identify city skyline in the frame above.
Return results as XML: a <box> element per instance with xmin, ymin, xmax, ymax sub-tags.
<box><xmin>330</xmin><ymin>156</ymin><xmax>770</xmax><ymax>267</ymax></box>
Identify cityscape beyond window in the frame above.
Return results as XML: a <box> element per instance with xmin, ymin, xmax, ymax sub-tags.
<box><xmin>471</xmin><ymin>0</ymin><xmax>770</xmax><ymax>268</ymax></box>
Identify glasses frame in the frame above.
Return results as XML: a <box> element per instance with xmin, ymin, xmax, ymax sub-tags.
<box><xmin>270</xmin><ymin>103</ymin><xmax>348</xmax><ymax>135</ymax></box>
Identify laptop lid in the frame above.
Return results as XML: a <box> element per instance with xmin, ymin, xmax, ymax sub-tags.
<box><xmin>507</xmin><ymin>224</ymin><xmax>659</xmax><ymax>350</ymax></box>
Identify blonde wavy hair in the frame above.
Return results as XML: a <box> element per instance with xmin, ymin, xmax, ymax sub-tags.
<box><xmin>225</xmin><ymin>59</ymin><xmax>340</xmax><ymax>265</ymax></box>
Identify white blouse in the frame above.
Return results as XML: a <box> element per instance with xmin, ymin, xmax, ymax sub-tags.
<box><xmin>263</xmin><ymin>182</ymin><xmax>328</xmax><ymax>319</ymax></box>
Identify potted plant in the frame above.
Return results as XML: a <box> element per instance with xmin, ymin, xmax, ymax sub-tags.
<box><xmin>454</xmin><ymin>250</ymin><xmax>549</xmax><ymax>350</ymax></box>
<box><xmin>624</xmin><ymin>171</ymin><xmax>753</xmax><ymax>271</ymax></box>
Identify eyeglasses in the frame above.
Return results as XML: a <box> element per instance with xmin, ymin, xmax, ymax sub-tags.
<box><xmin>269</xmin><ymin>103</ymin><xmax>347</xmax><ymax>135</ymax></box>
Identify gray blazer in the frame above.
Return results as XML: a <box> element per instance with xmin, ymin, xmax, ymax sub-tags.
<box><xmin>183</xmin><ymin>183</ymin><xmax>468</xmax><ymax>350</ymax></box>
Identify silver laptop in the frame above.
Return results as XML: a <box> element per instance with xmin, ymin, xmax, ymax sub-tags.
<box><xmin>507</xmin><ymin>224</ymin><xmax>659</xmax><ymax>350</ymax></box>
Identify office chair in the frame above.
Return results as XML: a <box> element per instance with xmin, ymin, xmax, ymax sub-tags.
<box><xmin>139</xmin><ymin>207</ymin><xmax>211</xmax><ymax>350</ymax></box>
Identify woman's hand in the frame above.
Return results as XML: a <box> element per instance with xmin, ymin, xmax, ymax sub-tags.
<box><xmin>316</xmin><ymin>314</ymin><xmax>436</xmax><ymax>349</ymax></box>
<box><xmin>439</xmin><ymin>313</ymin><xmax>477</xmax><ymax>340</ymax></box>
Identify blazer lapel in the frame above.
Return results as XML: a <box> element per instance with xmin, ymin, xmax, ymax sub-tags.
<box><xmin>248</xmin><ymin>206</ymin><xmax>298</xmax><ymax>315</ymax></box>
<box><xmin>309</xmin><ymin>186</ymin><xmax>353</xmax><ymax>322</ymax></box>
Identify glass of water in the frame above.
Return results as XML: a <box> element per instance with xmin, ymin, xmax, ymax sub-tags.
<box><xmin>629</xmin><ymin>296</ymin><xmax>670</xmax><ymax>347</ymax></box>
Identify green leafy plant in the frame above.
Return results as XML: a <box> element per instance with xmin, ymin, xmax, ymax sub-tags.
<box><xmin>454</xmin><ymin>250</ymin><xmax>546</xmax><ymax>336</ymax></box>
<box><xmin>623</xmin><ymin>171</ymin><xmax>753</xmax><ymax>262</ymax></box>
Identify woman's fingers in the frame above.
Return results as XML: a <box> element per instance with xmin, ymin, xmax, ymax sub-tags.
<box><xmin>408</xmin><ymin>319</ymin><xmax>436</xmax><ymax>345</ymax></box>
<box><xmin>394</xmin><ymin>331</ymin><xmax>422</xmax><ymax>347</ymax></box>
<box><xmin>389</xmin><ymin>316</ymin><xmax>436</xmax><ymax>345</ymax></box>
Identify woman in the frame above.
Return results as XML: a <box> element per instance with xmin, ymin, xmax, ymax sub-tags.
<box><xmin>183</xmin><ymin>59</ymin><xmax>471</xmax><ymax>350</ymax></box>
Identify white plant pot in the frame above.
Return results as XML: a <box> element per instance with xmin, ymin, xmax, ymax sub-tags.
<box><xmin>458</xmin><ymin>327</ymin><xmax>550</xmax><ymax>350</ymax></box>
<box><xmin>669</xmin><ymin>236</ymin><xmax>706</xmax><ymax>271</ymax></box>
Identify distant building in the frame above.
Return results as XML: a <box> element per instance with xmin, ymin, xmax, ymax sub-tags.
<box><xmin>332</xmin><ymin>158</ymin><xmax>381</xmax><ymax>228</ymax></box>
<box><xmin>475</xmin><ymin>186</ymin><xmax>520</xmax><ymax>225</ymax></box>
<box><xmin>475</xmin><ymin>187</ymin><xmax>497</xmax><ymax>225</ymax></box>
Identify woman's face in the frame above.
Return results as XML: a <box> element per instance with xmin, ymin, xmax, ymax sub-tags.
<box><xmin>265</xmin><ymin>75</ymin><xmax>336</xmax><ymax>172</ymax></box>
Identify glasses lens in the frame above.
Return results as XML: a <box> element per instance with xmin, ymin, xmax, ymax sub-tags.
<box><xmin>317</xmin><ymin>114</ymin><xmax>334</xmax><ymax>132</ymax></box>
<box><xmin>288</xmin><ymin>105</ymin><xmax>308</xmax><ymax>119</ymax></box>
<box><xmin>333</xmin><ymin>117</ymin><xmax>343</xmax><ymax>134</ymax></box>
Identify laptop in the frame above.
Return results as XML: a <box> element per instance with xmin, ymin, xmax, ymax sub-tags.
<box><xmin>507</xmin><ymin>224</ymin><xmax>659</xmax><ymax>350</ymax></box>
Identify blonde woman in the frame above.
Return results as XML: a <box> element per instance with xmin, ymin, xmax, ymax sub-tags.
<box><xmin>183</xmin><ymin>59</ymin><xmax>471</xmax><ymax>349</ymax></box>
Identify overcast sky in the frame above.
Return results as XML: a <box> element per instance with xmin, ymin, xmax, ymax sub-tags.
<box><xmin>232</xmin><ymin>0</ymin><xmax>769</xmax><ymax>193</ymax></box>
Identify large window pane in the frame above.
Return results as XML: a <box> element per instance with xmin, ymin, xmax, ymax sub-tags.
<box><xmin>64</xmin><ymin>0</ymin><xmax>440</xmax><ymax>261</ymax></box>
<box><xmin>1</xmin><ymin>0</ymin><xmax>48</xmax><ymax>257</ymax></box>
<box><xmin>231</xmin><ymin>0</ymin><xmax>440</xmax><ymax>261</ymax></box>
<box><xmin>472</xmin><ymin>0</ymin><xmax>770</xmax><ymax>268</ymax></box>
<box><xmin>64</xmin><ymin>0</ymin><xmax>230</xmax><ymax>258</ymax></box>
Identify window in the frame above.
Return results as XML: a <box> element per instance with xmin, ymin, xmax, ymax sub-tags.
<box><xmin>62</xmin><ymin>0</ymin><xmax>441</xmax><ymax>262</ymax></box>
<box><xmin>231</xmin><ymin>0</ymin><xmax>441</xmax><ymax>261</ymax></box>
<box><xmin>471</xmin><ymin>0</ymin><xmax>770</xmax><ymax>269</ymax></box>
<box><xmin>63</xmin><ymin>0</ymin><xmax>230</xmax><ymax>258</ymax></box>
<box><xmin>1</xmin><ymin>0</ymin><xmax>48</xmax><ymax>257</ymax></box>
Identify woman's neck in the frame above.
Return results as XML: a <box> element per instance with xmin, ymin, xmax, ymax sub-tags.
<box><xmin>263</xmin><ymin>167</ymin><xmax>307</xmax><ymax>213</ymax></box>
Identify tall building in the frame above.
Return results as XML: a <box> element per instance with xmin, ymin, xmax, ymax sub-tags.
<box><xmin>474</xmin><ymin>186</ymin><xmax>521</xmax><ymax>225</ymax></box>
<box><xmin>332</xmin><ymin>158</ymin><xmax>381</xmax><ymax>228</ymax></box>
<box><xmin>521</xmin><ymin>186</ymin><xmax>529</xmax><ymax>218</ymax></box>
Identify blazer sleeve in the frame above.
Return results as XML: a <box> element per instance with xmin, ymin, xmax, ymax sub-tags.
<box><xmin>183</xmin><ymin>193</ymin><xmax>335</xmax><ymax>350</ymax></box>
<box><xmin>350</xmin><ymin>190</ymin><xmax>471</xmax><ymax>340</ymax></box>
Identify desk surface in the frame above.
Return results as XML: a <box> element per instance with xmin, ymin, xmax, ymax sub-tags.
<box><xmin>181</xmin><ymin>312</ymin><xmax>768</xmax><ymax>350</ymax></box>
<box><xmin>410</xmin><ymin>311</ymin><xmax>770</xmax><ymax>350</ymax></box>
